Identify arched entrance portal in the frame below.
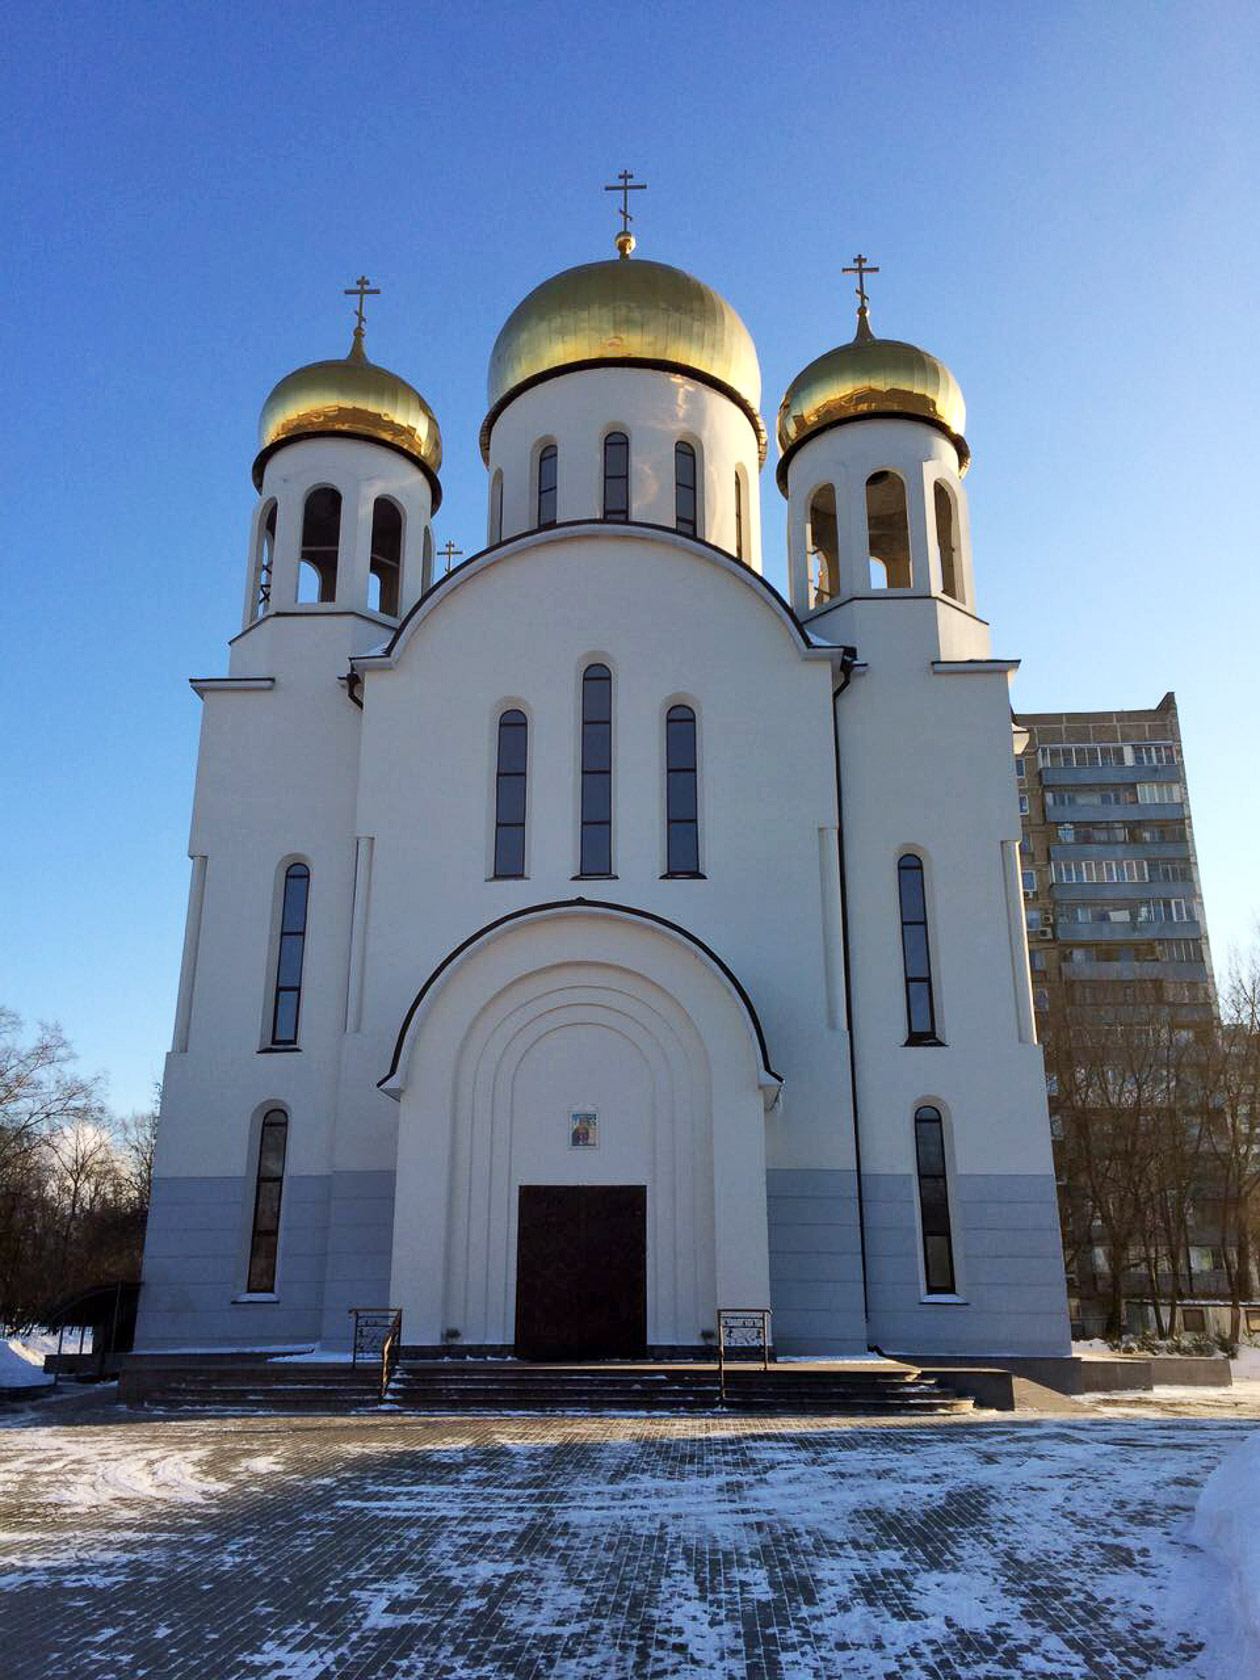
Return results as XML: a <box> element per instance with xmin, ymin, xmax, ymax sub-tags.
<box><xmin>381</xmin><ymin>904</ymin><xmax>777</xmax><ymax>1354</ymax></box>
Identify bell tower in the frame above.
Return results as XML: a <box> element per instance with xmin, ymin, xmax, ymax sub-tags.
<box><xmin>777</xmin><ymin>259</ymin><xmax>979</xmax><ymax>661</ymax></box>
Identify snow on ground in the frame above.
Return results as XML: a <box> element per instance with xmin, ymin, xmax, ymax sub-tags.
<box><xmin>1184</xmin><ymin>1429</ymin><xmax>1260</xmax><ymax>1680</ymax></box>
<box><xmin>0</xmin><ymin>1426</ymin><xmax>231</xmax><ymax>1509</ymax></box>
<box><xmin>0</xmin><ymin>1339</ymin><xmax>52</xmax><ymax>1390</ymax></box>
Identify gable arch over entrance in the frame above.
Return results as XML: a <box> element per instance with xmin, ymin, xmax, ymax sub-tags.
<box><xmin>384</xmin><ymin>903</ymin><xmax>776</xmax><ymax>1350</ymax></box>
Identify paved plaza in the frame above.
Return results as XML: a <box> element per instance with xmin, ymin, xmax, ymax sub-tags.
<box><xmin>0</xmin><ymin>1401</ymin><xmax>1249</xmax><ymax>1679</ymax></box>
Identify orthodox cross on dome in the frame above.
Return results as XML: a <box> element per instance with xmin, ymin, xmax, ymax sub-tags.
<box><xmin>842</xmin><ymin>253</ymin><xmax>879</xmax><ymax>339</ymax></box>
<box><xmin>603</xmin><ymin>169</ymin><xmax>647</xmax><ymax>257</ymax></box>
<box><xmin>343</xmin><ymin>274</ymin><xmax>380</xmax><ymax>358</ymax></box>
<box><xmin>439</xmin><ymin>539</ymin><xmax>463</xmax><ymax>574</ymax></box>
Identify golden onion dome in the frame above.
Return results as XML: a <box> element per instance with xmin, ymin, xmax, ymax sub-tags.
<box><xmin>775</xmin><ymin>311</ymin><xmax>968</xmax><ymax>489</ymax></box>
<box><xmin>482</xmin><ymin>252</ymin><xmax>765</xmax><ymax>463</ymax></box>
<box><xmin>254</xmin><ymin>334</ymin><xmax>442</xmax><ymax>502</ymax></box>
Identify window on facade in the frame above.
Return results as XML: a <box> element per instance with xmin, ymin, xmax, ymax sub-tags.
<box><xmin>270</xmin><ymin>863</ymin><xmax>310</xmax><ymax>1046</ymax></box>
<box><xmin>897</xmin><ymin>854</ymin><xmax>939</xmax><ymax>1043</ymax></box>
<box><xmin>734</xmin><ymin>470</ymin><xmax>745</xmax><ymax>561</ymax></box>
<box><xmin>807</xmin><ymin>485</ymin><xmax>838</xmax><ymax>605</ymax></box>
<box><xmin>675</xmin><ymin>442</ymin><xmax>698</xmax><ymax>537</ymax></box>
<box><xmin>297</xmin><ymin>487</ymin><xmax>341</xmax><ymax>603</ymax></box>
<box><xmin>1018</xmin><ymin>794</ymin><xmax>1029</xmax><ymax>815</ymax></box>
<box><xmin>934</xmin><ymin>482</ymin><xmax>960</xmax><ymax>599</ymax></box>
<box><xmin>489</xmin><ymin>470</ymin><xmax>504</xmax><ymax>545</ymax></box>
<box><xmin>664</xmin><ymin>704</ymin><xmax>699</xmax><ymax>875</ymax></box>
<box><xmin>914</xmin><ymin>1106</ymin><xmax>956</xmax><ymax>1294</ymax></box>
<box><xmin>579</xmin><ymin>663</ymin><xmax>613</xmax><ymax>875</ymax></box>
<box><xmin>421</xmin><ymin>525</ymin><xmax>434</xmax><ymax>591</ymax></box>
<box><xmin>536</xmin><ymin>444</ymin><xmax>558</xmax><ymax>527</ymax></box>
<box><xmin>866</xmin><ymin>471</ymin><xmax>912</xmax><ymax>588</ymax></box>
<box><xmin>1015</xmin><ymin>757</ymin><xmax>1024</xmax><ymax>781</ymax></box>
<box><xmin>253</xmin><ymin>501</ymin><xmax>277</xmax><ymax>619</ymax></box>
<box><xmin>603</xmin><ymin>432</ymin><xmax>629</xmax><ymax>521</ymax></box>
<box><xmin>1021</xmin><ymin>868</ymin><xmax>1036</xmax><ymax>892</ymax></box>
<box><xmin>1180</xmin><ymin>1306</ymin><xmax>1207</xmax><ymax>1334</ymax></box>
<box><xmin>368</xmin><ymin>497</ymin><xmax>402</xmax><ymax>617</ymax></box>
<box><xmin>247</xmin><ymin>1110</ymin><xmax>288</xmax><ymax>1293</ymax></box>
<box><xmin>493</xmin><ymin>709</ymin><xmax>527</xmax><ymax>878</ymax></box>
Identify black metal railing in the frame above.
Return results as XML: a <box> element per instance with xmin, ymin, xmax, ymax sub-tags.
<box><xmin>716</xmin><ymin>1307</ymin><xmax>772</xmax><ymax>1404</ymax></box>
<box><xmin>349</xmin><ymin>1306</ymin><xmax>403</xmax><ymax>1402</ymax></box>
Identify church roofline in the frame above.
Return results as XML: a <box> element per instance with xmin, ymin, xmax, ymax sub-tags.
<box><xmin>352</xmin><ymin>520</ymin><xmax>832</xmax><ymax>671</ymax></box>
<box><xmin>377</xmin><ymin>896</ymin><xmax>784</xmax><ymax>1101</ymax></box>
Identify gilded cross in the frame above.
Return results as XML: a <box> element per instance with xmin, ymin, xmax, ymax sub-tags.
<box><xmin>343</xmin><ymin>275</ymin><xmax>380</xmax><ymax>338</ymax></box>
<box><xmin>439</xmin><ymin>540</ymin><xmax>463</xmax><ymax>574</ymax></box>
<box><xmin>842</xmin><ymin>254</ymin><xmax>879</xmax><ymax>313</ymax></box>
<box><xmin>603</xmin><ymin>169</ymin><xmax>647</xmax><ymax>235</ymax></box>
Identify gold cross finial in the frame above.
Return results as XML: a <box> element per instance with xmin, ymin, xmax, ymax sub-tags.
<box><xmin>603</xmin><ymin>169</ymin><xmax>647</xmax><ymax>258</ymax></box>
<box><xmin>343</xmin><ymin>274</ymin><xmax>380</xmax><ymax>359</ymax></box>
<box><xmin>842</xmin><ymin>254</ymin><xmax>879</xmax><ymax>340</ymax></box>
<box><xmin>439</xmin><ymin>539</ymin><xmax>463</xmax><ymax>575</ymax></box>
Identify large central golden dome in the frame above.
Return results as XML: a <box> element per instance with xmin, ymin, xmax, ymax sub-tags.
<box><xmin>254</xmin><ymin>336</ymin><xmax>442</xmax><ymax>501</ymax></box>
<box><xmin>482</xmin><ymin>255</ymin><xmax>765</xmax><ymax>462</ymax></box>
<box><xmin>776</xmin><ymin>313</ymin><xmax>967</xmax><ymax>489</ymax></box>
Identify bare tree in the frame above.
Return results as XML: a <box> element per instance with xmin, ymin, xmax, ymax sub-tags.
<box><xmin>0</xmin><ymin>1009</ymin><xmax>105</xmax><ymax>1182</ymax></box>
<box><xmin>1204</xmin><ymin>949</ymin><xmax>1260</xmax><ymax>1342</ymax></box>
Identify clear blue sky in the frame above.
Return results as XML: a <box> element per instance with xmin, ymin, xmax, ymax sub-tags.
<box><xmin>1</xmin><ymin>2</ymin><xmax>1256</xmax><ymax>1113</ymax></box>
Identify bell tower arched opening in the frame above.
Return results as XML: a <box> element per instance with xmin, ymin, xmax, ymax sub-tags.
<box><xmin>865</xmin><ymin>470</ymin><xmax>911</xmax><ymax>589</ymax></box>
<box><xmin>297</xmin><ymin>486</ymin><xmax>342</xmax><ymax>604</ymax></box>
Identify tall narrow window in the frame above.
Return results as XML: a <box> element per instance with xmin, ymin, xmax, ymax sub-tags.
<box><xmin>368</xmin><ymin>497</ymin><xmax>402</xmax><ymax>617</ymax></box>
<box><xmin>934</xmin><ymin>482</ymin><xmax>960</xmax><ymax>601</ymax></box>
<box><xmin>866</xmin><ymin>471</ymin><xmax>912</xmax><ymax>588</ymax></box>
<box><xmin>914</xmin><ymin>1106</ymin><xmax>956</xmax><ymax>1294</ymax></box>
<box><xmin>297</xmin><ymin>487</ymin><xmax>341</xmax><ymax>603</ymax></box>
<box><xmin>536</xmin><ymin>444</ymin><xmax>558</xmax><ymax>527</ymax></box>
<box><xmin>675</xmin><ymin>441</ymin><xmax>697</xmax><ymax>536</ymax></box>
<box><xmin>270</xmin><ymin>863</ymin><xmax>310</xmax><ymax>1046</ymax></box>
<box><xmin>493</xmin><ymin>709</ymin><xmax>527</xmax><ymax>878</ymax></box>
<box><xmin>897</xmin><ymin>854</ymin><xmax>939</xmax><ymax>1043</ymax></box>
<box><xmin>603</xmin><ymin>432</ymin><xmax>629</xmax><ymax>521</ymax></box>
<box><xmin>247</xmin><ymin>1110</ymin><xmax>288</xmax><ymax>1293</ymax></box>
<box><xmin>665</xmin><ymin>705</ymin><xmax>699</xmax><ymax>875</ymax></box>
<box><xmin>734</xmin><ymin>470</ymin><xmax>745</xmax><ymax>561</ymax></box>
<box><xmin>808</xmin><ymin>485</ymin><xmax>838</xmax><ymax>605</ymax></box>
<box><xmin>253</xmin><ymin>501</ymin><xmax>277</xmax><ymax>619</ymax></box>
<box><xmin>579</xmin><ymin>663</ymin><xmax>612</xmax><ymax>875</ymax></box>
<box><xmin>489</xmin><ymin>469</ymin><xmax>504</xmax><ymax>544</ymax></box>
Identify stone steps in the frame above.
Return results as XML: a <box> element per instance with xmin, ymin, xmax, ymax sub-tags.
<box><xmin>133</xmin><ymin>1361</ymin><xmax>973</xmax><ymax>1417</ymax></box>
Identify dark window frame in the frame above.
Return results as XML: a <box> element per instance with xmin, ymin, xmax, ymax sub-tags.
<box><xmin>270</xmin><ymin>862</ymin><xmax>310</xmax><ymax>1047</ymax></box>
<box><xmin>536</xmin><ymin>444</ymin><xmax>558</xmax><ymax>528</ymax></box>
<box><xmin>247</xmin><ymin>1109</ymin><xmax>288</xmax><ymax>1294</ymax></box>
<box><xmin>578</xmin><ymin>663</ymin><xmax>613</xmax><ymax>877</ymax></box>
<box><xmin>603</xmin><ymin>432</ymin><xmax>629</xmax><ymax>522</ymax></box>
<box><xmin>897</xmin><ymin>853</ymin><xmax>941</xmax><ymax>1045</ymax></box>
<box><xmin>298</xmin><ymin>485</ymin><xmax>341</xmax><ymax>603</ymax></box>
<box><xmin>368</xmin><ymin>495</ymin><xmax>403</xmax><ymax>617</ymax></box>
<box><xmin>674</xmin><ymin>441</ymin><xmax>698</xmax><ymax>537</ymax></box>
<box><xmin>492</xmin><ymin>708</ymin><xmax>528</xmax><ymax>879</ymax></box>
<box><xmin>663</xmin><ymin>704</ymin><xmax>701</xmax><ymax>877</ymax></box>
<box><xmin>914</xmin><ymin>1105</ymin><xmax>956</xmax><ymax>1295</ymax></box>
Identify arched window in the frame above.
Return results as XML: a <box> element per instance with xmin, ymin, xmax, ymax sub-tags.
<box><xmin>247</xmin><ymin>1109</ymin><xmax>288</xmax><ymax>1294</ymax></box>
<box><xmin>734</xmin><ymin>470</ymin><xmax>746</xmax><ymax>562</ymax></box>
<box><xmin>579</xmin><ymin>663</ymin><xmax>612</xmax><ymax>875</ymax></box>
<box><xmin>368</xmin><ymin>497</ymin><xmax>402</xmax><ymax>617</ymax></box>
<box><xmin>422</xmin><ymin>525</ymin><xmax>434</xmax><ymax>592</ymax></box>
<box><xmin>675</xmin><ymin>441</ymin><xmax>698</xmax><ymax>537</ymax></box>
<box><xmin>489</xmin><ymin>469</ymin><xmax>504</xmax><ymax>545</ymax></box>
<box><xmin>808</xmin><ymin>486</ymin><xmax>838</xmax><ymax>605</ymax></box>
<box><xmin>603</xmin><ymin>432</ymin><xmax>629</xmax><ymax>522</ymax></box>
<box><xmin>897</xmin><ymin>854</ymin><xmax>939</xmax><ymax>1044</ymax></box>
<box><xmin>934</xmin><ymin>482</ymin><xmax>960</xmax><ymax>601</ymax></box>
<box><xmin>665</xmin><ymin>705</ymin><xmax>699</xmax><ymax>875</ymax></box>
<box><xmin>866</xmin><ymin>471</ymin><xmax>912</xmax><ymax>588</ymax></box>
<box><xmin>253</xmin><ymin>501</ymin><xmax>277</xmax><ymax>620</ymax></box>
<box><xmin>493</xmin><ymin>709</ymin><xmax>527</xmax><ymax>878</ymax></box>
<box><xmin>297</xmin><ymin>487</ymin><xmax>341</xmax><ymax>603</ymax></box>
<box><xmin>914</xmin><ymin>1105</ymin><xmax>956</xmax><ymax>1294</ymax></box>
<box><xmin>536</xmin><ymin>444</ymin><xmax>558</xmax><ymax>528</ymax></box>
<box><xmin>270</xmin><ymin>862</ymin><xmax>310</xmax><ymax>1047</ymax></box>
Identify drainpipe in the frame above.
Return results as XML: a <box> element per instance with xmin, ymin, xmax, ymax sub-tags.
<box><xmin>831</xmin><ymin>646</ymin><xmax>873</xmax><ymax>1340</ymax></box>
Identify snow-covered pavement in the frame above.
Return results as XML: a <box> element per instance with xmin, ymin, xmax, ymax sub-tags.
<box><xmin>0</xmin><ymin>1409</ymin><xmax>1251</xmax><ymax>1679</ymax></box>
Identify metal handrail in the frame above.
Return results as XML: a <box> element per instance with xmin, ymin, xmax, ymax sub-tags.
<box><xmin>716</xmin><ymin>1307</ymin><xmax>772</xmax><ymax>1403</ymax></box>
<box><xmin>349</xmin><ymin>1306</ymin><xmax>403</xmax><ymax>1402</ymax></box>
<box><xmin>379</xmin><ymin>1309</ymin><xmax>402</xmax><ymax>1402</ymax></box>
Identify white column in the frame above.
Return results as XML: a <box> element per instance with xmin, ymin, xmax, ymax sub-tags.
<box><xmin>172</xmin><ymin>855</ymin><xmax>208</xmax><ymax>1052</ymax></box>
<box><xmin>1002</xmin><ymin>839</ymin><xmax>1037</xmax><ymax>1045</ymax></box>
<box><xmin>344</xmin><ymin>837</ymin><xmax>374</xmax><ymax>1033</ymax></box>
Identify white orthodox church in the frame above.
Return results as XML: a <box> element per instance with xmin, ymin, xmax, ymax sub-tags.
<box><xmin>136</xmin><ymin>212</ymin><xmax>1070</xmax><ymax>1360</ymax></box>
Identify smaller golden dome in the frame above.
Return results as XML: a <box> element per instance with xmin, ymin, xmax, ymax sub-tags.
<box><xmin>254</xmin><ymin>337</ymin><xmax>442</xmax><ymax>499</ymax></box>
<box><xmin>776</xmin><ymin>313</ymin><xmax>967</xmax><ymax>489</ymax></box>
